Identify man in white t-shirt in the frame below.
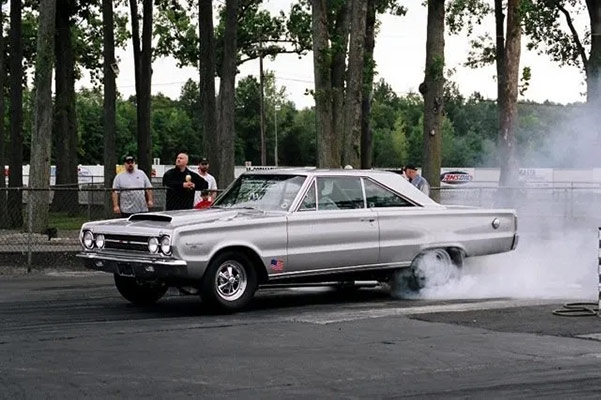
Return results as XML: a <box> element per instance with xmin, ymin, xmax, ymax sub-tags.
<box><xmin>195</xmin><ymin>157</ymin><xmax>218</xmax><ymax>203</ymax></box>
<box><xmin>112</xmin><ymin>155</ymin><xmax>154</xmax><ymax>218</ymax></box>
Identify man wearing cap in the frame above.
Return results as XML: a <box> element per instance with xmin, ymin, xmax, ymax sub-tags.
<box><xmin>195</xmin><ymin>157</ymin><xmax>217</xmax><ymax>203</ymax></box>
<box><xmin>162</xmin><ymin>152</ymin><xmax>208</xmax><ymax>210</ymax></box>
<box><xmin>112</xmin><ymin>155</ymin><xmax>154</xmax><ymax>218</ymax></box>
<box><xmin>404</xmin><ymin>164</ymin><xmax>430</xmax><ymax>196</ymax></box>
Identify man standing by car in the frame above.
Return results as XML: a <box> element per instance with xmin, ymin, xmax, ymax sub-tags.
<box><xmin>195</xmin><ymin>156</ymin><xmax>218</xmax><ymax>202</ymax></box>
<box><xmin>404</xmin><ymin>164</ymin><xmax>430</xmax><ymax>196</ymax></box>
<box><xmin>112</xmin><ymin>155</ymin><xmax>154</xmax><ymax>218</ymax></box>
<box><xmin>163</xmin><ymin>152</ymin><xmax>208</xmax><ymax>210</ymax></box>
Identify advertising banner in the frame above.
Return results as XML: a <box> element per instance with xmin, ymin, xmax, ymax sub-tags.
<box><xmin>440</xmin><ymin>168</ymin><xmax>475</xmax><ymax>187</ymax></box>
<box><xmin>518</xmin><ymin>168</ymin><xmax>553</xmax><ymax>187</ymax></box>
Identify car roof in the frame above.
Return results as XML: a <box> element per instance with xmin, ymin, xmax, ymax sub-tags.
<box><xmin>241</xmin><ymin>168</ymin><xmax>441</xmax><ymax>207</ymax></box>
<box><xmin>242</xmin><ymin>167</ymin><xmax>393</xmax><ymax>177</ymax></box>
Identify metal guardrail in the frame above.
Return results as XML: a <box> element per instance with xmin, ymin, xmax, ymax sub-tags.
<box><xmin>0</xmin><ymin>185</ymin><xmax>600</xmax><ymax>268</ymax></box>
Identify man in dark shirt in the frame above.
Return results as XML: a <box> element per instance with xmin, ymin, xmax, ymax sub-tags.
<box><xmin>162</xmin><ymin>153</ymin><xmax>208</xmax><ymax>210</ymax></box>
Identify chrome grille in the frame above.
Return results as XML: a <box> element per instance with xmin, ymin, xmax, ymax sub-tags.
<box><xmin>104</xmin><ymin>234</ymin><xmax>150</xmax><ymax>252</ymax></box>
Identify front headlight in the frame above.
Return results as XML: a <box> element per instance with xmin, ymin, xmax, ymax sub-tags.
<box><xmin>160</xmin><ymin>236</ymin><xmax>171</xmax><ymax>255</ymax></box>
<box><xmin>82</xmin><ymin>230</ymin><xmax>94</xmax><ymax>249</ymax></box>
<box><xmin>148</xmin><ymin>237</ymin><xmax>159</xmax><ymax>254</ymax></box>
<box><xmin>95</xmin><ymin>234</ymin><xmax>105</xmax><ymax>249</ymax></box>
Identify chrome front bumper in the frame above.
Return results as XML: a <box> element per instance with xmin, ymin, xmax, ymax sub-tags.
<box><xmin>77</xmin><ymin>252</ymin><xmax>189</xmax><ymax>280</ymax></box>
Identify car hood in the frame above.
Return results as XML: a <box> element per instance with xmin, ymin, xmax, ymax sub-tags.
<box><xmin>147</xmin><ymin>208</ymin><xmax>283</xmax><ymax>226</ymax></box>
<box><xmin>84</xmin><ymin>208</ymin><xmax>284</xmax><ymax>234</ymax></box>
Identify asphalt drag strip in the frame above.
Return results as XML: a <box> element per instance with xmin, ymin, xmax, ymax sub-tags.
<box><xmin>3</xmin><ymin>273</ymin><xmax>601</xmax><ymax>398</ymax></box>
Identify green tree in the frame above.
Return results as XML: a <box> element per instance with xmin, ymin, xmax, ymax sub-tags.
<box><xmin>152</xmin><ymin>93</ymin><xmax>200</xmax><ymax>163</ymax></box>
<box><xmin>280</xmin><ymin>108</ymin><xmax>316</xmax><ymax>166</ymax></box>
<box><xmin>234</xmin><ymin>72</ymin><xmax>292</xmax><ymax>165</ymax></box>
<box><xmin>77</xmin><ymin>89</ymin><xmax>104</xmax><ymax>164</ymax></box>
<box><xmin>235</xmin><ymin>75</ymin><xmax>262</xmax><ymax>165</ymax></box>
<box><xmin>523</xmin><ymin>0</ymin><xmax>601</xmax><ymax>106</ymax></box>
<box><xmin>373</xmin><ymin>114</ymin><xmax>408</xmax><ymax>168</ymax></box>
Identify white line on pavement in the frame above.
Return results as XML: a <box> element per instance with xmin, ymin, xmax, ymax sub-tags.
<box><xmin>285</xmin><ymin>299</ymin><xmax>562</xmax><ymax>325</ymax></box>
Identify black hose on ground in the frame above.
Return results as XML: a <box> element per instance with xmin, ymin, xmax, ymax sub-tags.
<box><xmin>552</xmin><ymin>303</ymin><xmax>599</xmax><ymax>317</ymax></box>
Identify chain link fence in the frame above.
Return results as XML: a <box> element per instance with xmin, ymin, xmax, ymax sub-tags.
<box><xmin>0</xmin><ymin>185</ymin><xmax>167</xmax><ymax>268</ymax></box>
<box><xmin>1</xmin><ymin>183</ymin><xmax>600</xmax><ymax>268</ymax></box>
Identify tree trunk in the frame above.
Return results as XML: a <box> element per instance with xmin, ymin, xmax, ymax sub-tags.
<box><xmin>103</xmin><ymin>0</ymin><xmax>117</xmax><ymax>218</ymax></box>
<box><xmin>199</xmin><ymin>0</ymin><xmax>217</xmax><ymax>176</ymax></box>
<box><xmin>29</xmin><ymin>0</ymin><xmax>56</xmax><ymax>233</ymax></box>
<box><xmin>360</xmin><ymin>0</ymin><xmax>376</xmax><ymax>169</ymax></box>
<box><xmin>331</xmin><ymin>0</ymin><xmax>351</xmax><ymax>165</ymax></box>
<box><xmin>342</xmin><ymin>0</ymin><xmax>368</xmax><ymax>167</ymax></box>
<box><xmin>419</xmin><ymin>0</ymin><xmax>445</xmax><ymax>201</ymax></box>
<box><xmin>0</xmin><ymin>10</ymin><xmax>6</xmax><ymax>228</ymax></box>
<box><xmin>586</xmin><ymin>0</ymin><xmax>601</xmax><ymax>151</ymax></box>
<box><xmin>586</xmin><ymin>0</ymin><xmax>601</xmax><ymax>105</ymax></box>
<box><xmin>130</xmin><ymin>0</ymin><xmax>153</xmax><ymax>178</ymax></box>
<box><xmin>312</xmin><ymin>0</ymin><xmax>337</xmax><ymax>168</ymax></box>
<box><xmin>8</xmin><ymin>0</ymin><xmax>23</xmax><ymax>228</ymax></box>
<box><xmin>215</xmin><ymin>0</ymin><xmax>237</xmax><ymax>186</ymax></box>
<box><xmin>498</xmin><ymin>0</ymin><xmax>521</xmax><ymax>188</ymax></box>
<box><xmin>51</xmin><ymin>0</ymin><xmax>78</xmax><ymax>214</ymax></box>
<box><xmin>495</xmin><ymin>0</ymin><xmax>505</xmax><ymax>139</ymax></box>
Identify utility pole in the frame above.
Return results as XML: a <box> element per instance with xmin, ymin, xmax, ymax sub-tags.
<box><xmin>274</xmin><ymin>104</ymin><xmax>280</xmax><ymax>166</ymax></box>
<box><xmin>259</xmin><ymin>37</ymin><xmax>266</xmax><ymax>165</ymax></box>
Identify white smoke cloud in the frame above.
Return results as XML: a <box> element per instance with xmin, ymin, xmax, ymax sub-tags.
<box><xmin>409</xmin><ymin>228</ymin><xmax>597</xmax><ymax>300</ymax></box>
<box><xmin>406</xmin><ymin>99</ymin><xmax>601</xmax><ymax>301</ymax></box>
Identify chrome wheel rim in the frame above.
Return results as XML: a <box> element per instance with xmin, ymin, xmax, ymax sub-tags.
<box><xmin>215</xmin><ymin>260</ymin><xmax>247</xmax><ymax>301</ymax></box>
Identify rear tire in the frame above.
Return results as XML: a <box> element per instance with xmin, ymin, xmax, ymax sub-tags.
<box><xmin>113</xmin><ymin>274</ymin><xmax>168</xmax><ymax>305</ymax></box>
<box><xmin>407</xmin><ymin>248</ymin><xmax>462</xmax><ymax>291</ymax></box>
<box><xmin>385</xmin><ymin>249</ymin><xmax>463</xmax><ymax>298</ymax></box>
<box><xmin>201</xmin><ymin>251</ymin><xmax>258</xmax><ymax>313</ymax></box>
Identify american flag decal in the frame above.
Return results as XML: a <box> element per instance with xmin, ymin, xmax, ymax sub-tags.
<box><xmin>270</xmin><ymin>259</ymin><xmax>284</xmax><ymax>272</ymax></box>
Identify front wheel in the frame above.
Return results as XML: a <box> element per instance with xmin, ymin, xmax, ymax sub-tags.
<box><xmin>201</xmin><ymin>251</ymin><xmax>258</xmax><ymax>312</ymax></box>
<box><xmin>113</xmin><ymin>274</ymin><xmax>168</xmax><ymax>305</ymax></box>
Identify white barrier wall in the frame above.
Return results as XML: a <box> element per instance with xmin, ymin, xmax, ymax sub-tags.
<box><xmin>6</xmin><ymin>165</ymin><xmax>601</xmax><ymax>187</ymax></box>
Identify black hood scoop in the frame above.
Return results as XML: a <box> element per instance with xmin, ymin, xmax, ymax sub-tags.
<box><xmin>128</xmin><ymin>214</ymin><xmax>173</xmax><ymax>223</ymax></box>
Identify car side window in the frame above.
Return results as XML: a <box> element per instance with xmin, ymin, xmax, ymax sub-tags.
<box><xmin>317</xmin><ymin>177</ymin><xmax>364</xmax><ymax>210</ymax></box>
<box><xmin>363</xmin><ymin>179</ymin><xmax>414</xmax><ymax>208</ymax></box>
<box><xmin>299</xmin><ymin>181</ymin><xmax>317</xmax><ymax>211</ymax></box>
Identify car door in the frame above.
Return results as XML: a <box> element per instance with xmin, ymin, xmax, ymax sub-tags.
<box><xmin>286</xmin><ymin>176</ymin><xmax>379</xmax><ymax>273</ymax></box>
<box><xmin>363</xmin><ymin>178</ymin><xmax>423</xmax><ymax>265</ymax></box>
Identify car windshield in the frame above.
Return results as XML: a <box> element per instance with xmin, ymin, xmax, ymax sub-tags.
<box><xmin>213</xmin><ymin>174</ymin><xmax>307</xmax><ymax>212</ymax></box>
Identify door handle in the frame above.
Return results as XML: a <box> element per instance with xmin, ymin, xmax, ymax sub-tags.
<box><xmin>360</xmin><ymin>217</ymin><xmax>376</xmax><ymax>222</ymax></box>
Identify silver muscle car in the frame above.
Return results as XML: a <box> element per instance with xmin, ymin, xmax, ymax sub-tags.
<box><xmin>78</xmin><ymin>169</ymin><xmax>518</xmax><ymax>312</ymax></box>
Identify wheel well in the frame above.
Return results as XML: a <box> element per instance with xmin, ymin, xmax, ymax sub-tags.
<box><xmin>446</xmin><ymin>247</ymin><xmax>465</xmax><ymax>267</ymax></box>
<box><xmin>210</xmin><ymin>246</ymin><xmax>269</xmax><ymax>284</ymax></box>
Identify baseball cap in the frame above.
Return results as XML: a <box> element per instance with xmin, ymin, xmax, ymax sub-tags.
<box><xmin>199</xmin><ymin>157</ymin><xmax>209</xmax><ymax>164</ymax></box>
<box><xmin>404</xmin><ymin>164</ymin><xmax>417</xmax><ymax>171</ymax></box>
<box><xmin>124</xmin><ymin>155</ymin><xmax>135</xmax><ymax>162</ymax></box>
